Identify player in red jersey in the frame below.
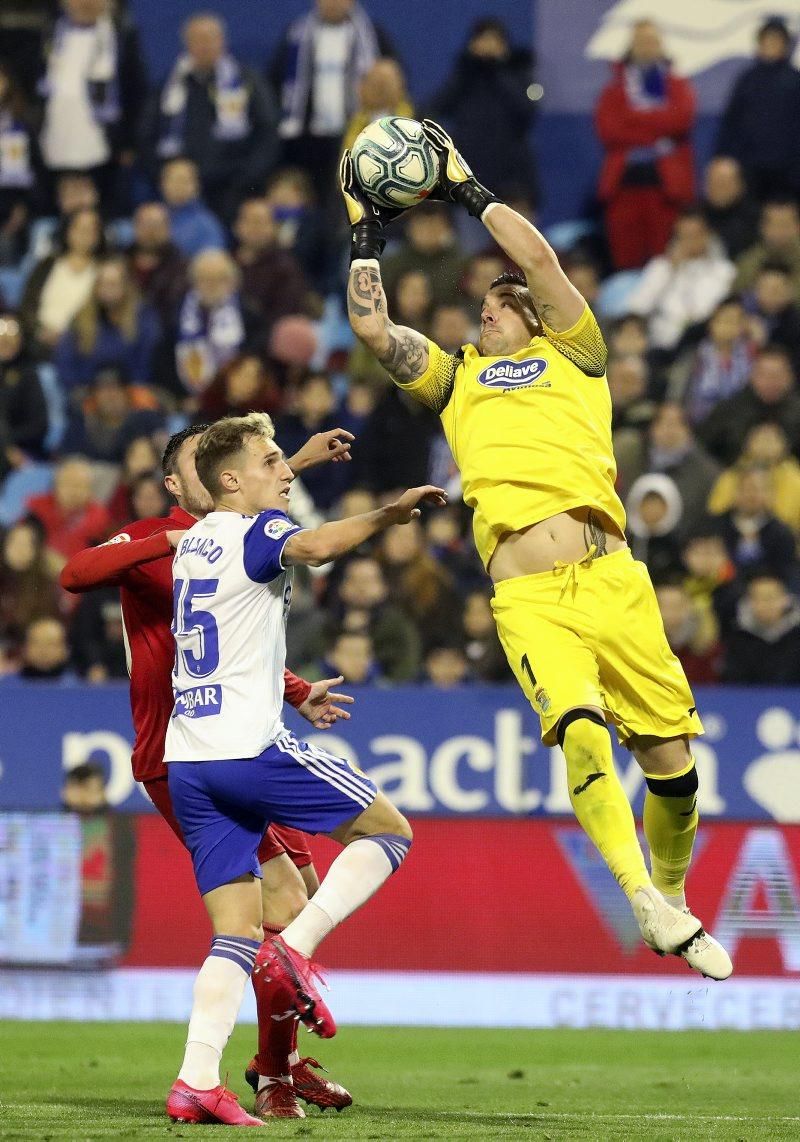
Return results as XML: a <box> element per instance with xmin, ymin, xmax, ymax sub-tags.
<box><xmin>61</xmin><ymin>422</ymin><xmax>354</xmax><ymax>1118</ymax></box>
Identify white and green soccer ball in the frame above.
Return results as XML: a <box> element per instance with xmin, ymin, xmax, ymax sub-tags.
<box><xmin>351</xmin><ymin>116</ymin><xmax>439</xmax><ymax>209</ymax></box>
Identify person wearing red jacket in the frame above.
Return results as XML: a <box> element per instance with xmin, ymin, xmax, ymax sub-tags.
<box><xmin>60</xmin><ymin>420</ymin><xmax>355</xmax><ymax>1118</ymax></box>
<box><xmin>594</xmin><ymin>20</ymin><xmax>697</xmax><ymax>270</ymax></box>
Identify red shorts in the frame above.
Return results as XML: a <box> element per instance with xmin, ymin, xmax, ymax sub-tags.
<box><xmin>143</xmin><ymin>775</ymin><xmax>313</xmax><ymax>869</ymax></box>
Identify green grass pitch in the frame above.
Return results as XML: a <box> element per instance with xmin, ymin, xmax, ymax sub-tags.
<box><xmin>0</xmin><ymin>1022</ymin><xmax>797</xmax><ymax>1140</ymax></box>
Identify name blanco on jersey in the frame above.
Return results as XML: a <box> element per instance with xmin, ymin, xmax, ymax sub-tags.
<box><xmin>477</xmin><ymin>357</ymin><xmax>550</xmax><ymax>390</ymax></box>
<box><xmin>178</xmin><ymin>534</ymin><xmax>224</xmax><ymax>564</ymax></box>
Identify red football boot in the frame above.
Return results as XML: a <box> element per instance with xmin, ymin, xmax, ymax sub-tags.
<box><xmin>254</xmin><ymin>1080</ymin><xmax>305</xmax><ymax>1118</ymax></box>
<box><xmin>244</xmin><ymin>1055</ymin><xmax>353</xmax><ymax>1112</ymax></box>
<box><xmin>254</xmin><ymin>936</ymin><xmax>336</xmax><ymax>1038</ymax></box>
<box><xmin>292</xmin><ymin>1057</ymin><xmax>353</xmax><ymax>1112</ymax></box>
<box><xmin>166</xmin><ymin>1080</ymin><xmax>264</xmax><ymax>1126</ymax></box>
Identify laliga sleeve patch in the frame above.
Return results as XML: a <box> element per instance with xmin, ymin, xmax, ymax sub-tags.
<box><xmin>105</xmin><ymin>533</ymin><xmax>131</xmax><ymax>545</ymax></box>
<box><xmin>264</xmin><ymin>517</ymin><xmax>294</xmax><ymax>540</ymax></box>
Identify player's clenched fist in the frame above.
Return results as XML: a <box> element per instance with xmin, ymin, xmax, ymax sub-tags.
<box><xmin>388</xmin><ymin>485</ymin><xmax>447</xmax><ymax>523</ymax></box>
<box><xmin>421</xmin><ymin>118</ymin><xmax>501</xmax><ymax>220</ymax></box>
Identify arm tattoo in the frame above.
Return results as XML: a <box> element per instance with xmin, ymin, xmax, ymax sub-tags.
<box><xmin>347</xmin><ymin>265</ymin><xmax>385</xmax><ymax>320</ymax></box>
<box><xmin>584</xmin><ymin>509</ymin><xmax>608</xmax><ymax>558</ymax></box>
<box><xmin>531</xmin><ymin>291</ymin><xmax>556</xmax><ymax>329</ymax></box>
<box><xmin>375</xmin><ymin>326</ymin><xmax>427</xmax><ymax>382</ymax></box>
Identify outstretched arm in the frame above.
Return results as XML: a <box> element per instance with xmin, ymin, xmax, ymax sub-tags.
<box><xmin>480</xmin><ymin>205</ymin><xmax>585</xmax><ymax>332</ymax></box>
<box><xmin>346</xmin><ymin>259</ymin><xmax>430</xmax><ymax>383</ymax></box>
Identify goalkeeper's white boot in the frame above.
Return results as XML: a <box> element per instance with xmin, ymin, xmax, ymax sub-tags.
<box><xmin>663</xmin><ymin>891</ymin><xmax>734</xmax><ymax>981</ymax></box>
<box><xmin>632</xmin><ymin>886</ymin><xmax>733</xmax><ymax>980</ymax></box>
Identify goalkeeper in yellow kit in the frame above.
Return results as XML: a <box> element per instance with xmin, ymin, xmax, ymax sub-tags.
<box><xmin>341</xmin><ymin>121</ymin><xmax>732</xmax><ymax>980</ymax></box>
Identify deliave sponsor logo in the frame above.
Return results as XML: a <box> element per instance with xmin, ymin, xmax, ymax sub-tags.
<box><xmin>477</xmin><ymin>357</ymin><xmax>550</xmax><ymax>390</ymax></box>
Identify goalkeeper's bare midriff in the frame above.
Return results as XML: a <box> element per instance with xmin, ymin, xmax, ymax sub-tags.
<box><xmin>488</xmin><ymin>507</ymin><xmax>627</xmax><ymax>583</ymax></box>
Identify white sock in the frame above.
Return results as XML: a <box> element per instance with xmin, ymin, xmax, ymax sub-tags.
<box><xmin>663</xmin><ymin>891</ymin><xmax>687</xmax><ymax>911</ymax></box>
<box><xmin>280</xmin><ymin>835</ymin><xmax>410</xmax><ymax>959</ymax></box>
<box><xmin>178</xmin><ymin>941</ymin><xmax>256</xmax><ymax>1089</ymax></box>
<box><xmin>288</xmin><ymin>1050</ymin><xmax>300</xmax><ymax>1067</ymax></box>
<box><xmin>257</xmin><ymin>1073</ymin><xmax>291</xmax><ymax>1091</ymax></box>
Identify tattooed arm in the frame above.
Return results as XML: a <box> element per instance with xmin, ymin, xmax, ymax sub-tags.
<box><xmin>346</xmin><ymin>259</ymin><xmax>431</xmax><ymax>383</ymax></box>
<box><xmin>480</xmin><ymin>204</ymin><xmax>585</xmax><ymax>333</ymax></box>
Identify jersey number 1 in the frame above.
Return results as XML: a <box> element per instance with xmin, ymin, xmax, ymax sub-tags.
<box><xmin>172</xmin><ymin>578</ymin><xmax>220</xmax><ymax>678</ymax></box>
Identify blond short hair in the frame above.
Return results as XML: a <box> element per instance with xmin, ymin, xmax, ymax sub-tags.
<box><xmin>194</xmin><ymin>412</ymin><xmax>275</xmax><ymax>497</ymax></box>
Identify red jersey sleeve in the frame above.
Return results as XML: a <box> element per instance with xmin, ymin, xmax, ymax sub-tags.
<box><xmin>60</xmin><ymin>529</ymin><xmax>173</xmax><ymax>593</ymax></box>
<box><xmin>283</xmin><ymin>669</ymin><xmax>312</xmax><ymax>708</ymax></box>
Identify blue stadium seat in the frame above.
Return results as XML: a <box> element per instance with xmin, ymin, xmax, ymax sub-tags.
<box><xmin>38</xmin><ymin>364</ymin><xmax>67</xmax><ymax>453</ymax></box>
<box><xmin>596</xmin><ymin>270</ymin><xmax>644</xmax><ymax>320</ymax></box>
<box><xmin>0</xmin><ymin>463</ymin><xmax>54</xmax><ymax>527</ymax></box>
<box><xmin>542</xmin><ymin>219</ymin><xmax>597</xmax><ymax>253</ymax></box>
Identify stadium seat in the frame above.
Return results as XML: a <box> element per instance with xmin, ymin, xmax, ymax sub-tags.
<box><xmin>596</xmin><ymin>270</ymin><xmax>644</xmax><ymax>320</ymax></box>
<box><xmin>542</xmin><ymin>219</ymin><xmax>598</xmax><ymax>252</ymax></box>
<box><xmin>0</xmin><ymin>463</ymin><xmax>54</xmax><ymax>527</ymax></box>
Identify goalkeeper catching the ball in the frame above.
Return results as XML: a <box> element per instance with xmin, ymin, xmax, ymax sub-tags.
<box><xmin>341</xmin><ymin>120</ymin><xmax>732</xmax><ymax>980</ymax></box>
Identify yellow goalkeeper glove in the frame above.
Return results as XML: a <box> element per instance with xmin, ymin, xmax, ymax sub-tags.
<box><xmin>421</xmin><ymin>119</ymin><xmax>502</xmax><ymax>220</ymax></box>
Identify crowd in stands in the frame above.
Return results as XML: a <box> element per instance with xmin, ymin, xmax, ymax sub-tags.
<box><xmin>1</xmin><ymin>3</ymin><xmax>800</xmax><ymax>687</ymax></box>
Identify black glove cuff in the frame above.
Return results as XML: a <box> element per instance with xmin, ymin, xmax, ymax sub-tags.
<box><xmin>452</xmin><ymin>179</ymin><xmax>502</xmax><ymax>220</ymax></box>
<box><xmin>350</xmin><ymin>221</ymin><xmax>386</xmax><ymax>262</ymax></box>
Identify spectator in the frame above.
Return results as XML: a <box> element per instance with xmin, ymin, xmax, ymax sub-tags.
<box><xmin>430</xmin><ymin>303</ymin><xmax>471</xmax><ymax>354</ymax></box>
<box><xmin>0</xmin><ymin>61</ymin><xmax>39</xmax><ymax>266</ymax></box>
<box><xmin>462</xmin><ymin>589</ymin><xmax>510</xmax><ymax>681</ymax></box>
<box><xmin>106</xmin><ymin>434</ymin><xmax>161</xmax><ymax>528</ymax></box>
<box><xmin>734</xmin><ymin>199</ymin><xmax>800</xmax><ymax>302</ymax></box>
<box><xmin>354</xmin><ymin>384</ymin><xmax>441</xmax><ymax>495</ymax></box>
<box><xmin>0</xmin><ymin>311</ymin><xmax>49</xmax><ymax>476</ymax></box>
<box><xmin>716</xmin><ymin>17</ymin><xmax>800</xmax><ymax>202</ymax></box>
<box><xmin>61</xmin><ymin>761</ymin><xmax>107</xmax><ymax>811</ymax></box>
<box><xmin>625</xmin><ymin>472</ymin><xmax>684</xmax><ymax>577</ymax></box>
<box><xmin>129</xmin><ymin>470</ymin><xmax>170</xmax><ymax>520</ymax></box>
<box><xmin>627</xmin><ymin>209</ymin><xmax>735</xmax><ymax>352</ymax></box>
<box><xmin>0</xmin><ymin>518</ymin><xmax>61</xmax><ymax>655</ymax></box>
<box><xmin>424</xmin><ymin>505</ymin><xmax>485</xmax><ymax>594</ymax></box>
<box><xmin>27</xmin><ymin>171</ymin><xmax>101</xmax><ymax>264</ymax></box>
<box><xmin>71</xmin><ymin>585</ymin><xmax>127</xmax><ymax>680</ymax></box>
<box><xmin>422</xmin><ymin>643</ymin><xmax>470</xmax><ymax>688</ymax></box>
<box><xmin>748</xmin><ymin>263</ymin><xmax>800</xmax><ymax>373</ymax></box>
<box><xmin>60</xmin><ymin>365</ymin><xmax>164</xmax><ymax>463</ymax></box>
<box><xmin>126</xmin><ymin>202</ymin><xmax>188</xmax><ymax>319</ymax></box>
<box><xmin>667</xmin><ymin>297</ymin><xmax>756</xmax><ymax>424</ymax></box>
<box><xmin>265</xmin><ymin>167</ymin><xmax>329</xmax><ymax>292</ymax></box>
<box><xmin>716</xmin><ymin>465</ymin><xmax>798</xmax><ymax>583</ymax></box>
<box><xmin>458</xmin><ymin>251</ymin><xmax>506</xmax><ymax>327</ymax></box>
<box><xmin>325</xmin><ymin>555</ymin><xmax>421</xmax><ymax>682</ymax></box>
<box><xmin>682</xmin><ymin>523</ymin><xmax>741</xmax><ymax>639</ymax></box>
<box><xmin>271</xmin><ymin>0</ymin><xmax>389</xmax><ymax>201</ymax></box>
<box><xmin>618</xmin><ymin>403</ymin><xmax>719</xmax><ymax>540</ymax></box>
<box><xmin>655</xmin><ymin>578</ymin><xmax>722</xmax><ymax>685</ymax></box>
<box><xmin>158</xmin><ymin>157</ymin><xmax>226</xmax><ymax>259</ymax></box>
<box><xmin>608</xmin><ymin>354</ymin><xmax>655</xmax><ymax>433</ymax></box>
<box><xmin>342</xmin><ymin>57</ymin><xmax>412</xmax><ymax>152</ymax></box>
<box><xmin>275</xmin><ymin>372</ymin><xmax>351</xmax><ymax>509</ymax></box>
<box><xmin>26</xmin><ymin>454</ymin><xmax>111</xmax><ymax>561</ymax></box>
<box><xmin>594</xmin><ymin>19</ymin><xmax>696</xmax><ymax>270</ymax></box>
<box><xmin>378</xmin><ymin>518</ymin><xmax>463</xmax><ymax>652</ymax></box>
<box><xmin>723</xmin><ymin>573</ymin><xmax>800</xmax><ymax>684</ymax></box>
<box><xmin>698</xmin><ymin>345</ymin><xmax>800</xmax><ymax>464</ymax></box>
<box><xmin>429</xmin><ymin>18</ymin><xmax>536</xmax><ymax>202</ymax></box>
<box><xmin>19</xmin><ymin>205</ymin><xmax>104</xmax><ymax>353</ymax></box>
<box><xmin>18</xmin><ymin>615</ymin><xmax>73</xmax><ymax>680</ymax></box>
<box><xmin>382</xmin><ymin>204</ymin><xmax>466</xmax><ymax>309</ymax></box>
<box><xmin>144</xmin><ymin>12</ymin><xmax>278</xmax><ymax>221</ymax></box>
<box><xmin>319</xmin><ymin>629</ymin><xmax>382</xmax><ymax>685</ymax></box>
<box><xmin>701</xmin><ymin>156</ymin><xmax>760</xmax><ymax>260</ymax></box>
<box><xmin>608</xmin><ymin>314</ymin><xmax>649</xmax><ymax>360</ymax></box>
<box><xmin>36</xmin><ymin>0</ymin><xmax>148</xmax><ymax>210</ymax></box>
<box><xmin>162</xmin><ymin>249</ymin><xmax>262</xmax><ymax>398</ymax></box>
<box><xmin>233</xmin><ymin>197</ymin><xmax>308</xmax><ymax>325</ymax></box>
<box><xmin>709</xmin><ymin>422</ymin><xmax>800</xmax><ymax>536</ymax></box>
<box><xmin>200</xmin><ymin>353</ymin><xmax>280</xmax><ymax>421</ymax></box>
<box><xmin>54</xmin><ymin>255</ymin><xmax>161</xmax><ymax>392</ymax></box>
<box><xmin>391</xmin><ymin>269</ymin><xmax>433</xmax><ymax>334</ymax></box>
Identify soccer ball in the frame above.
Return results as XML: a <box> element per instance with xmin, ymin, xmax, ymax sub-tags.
<box><xmin>351</xmin><ymin>116</ymin><xmax>439</xmax><ymax>210</ymax></box>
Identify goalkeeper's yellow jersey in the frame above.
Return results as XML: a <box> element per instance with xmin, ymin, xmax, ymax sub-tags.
<box><xmin>395</xmin><ymin>304</ymin><xmax>626</xmax><ymax>570</ymax></box>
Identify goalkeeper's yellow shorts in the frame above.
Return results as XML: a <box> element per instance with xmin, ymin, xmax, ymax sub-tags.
<box><xmin>491</xmin><ymin>547</ymin><xmax>703</xmax><ymax>746</ymax></box>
